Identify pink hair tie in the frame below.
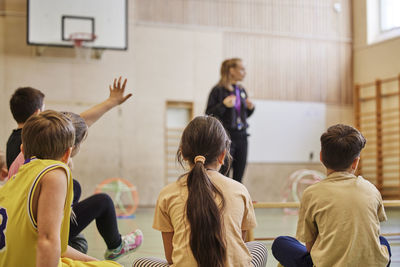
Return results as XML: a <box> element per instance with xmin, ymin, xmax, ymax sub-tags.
<box><xmin>194</xmin><ymin>155</ymin><xmax>206</xmax><ymax>164</ymax></box>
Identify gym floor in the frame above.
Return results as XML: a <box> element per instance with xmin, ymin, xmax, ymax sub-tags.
<box><xmin>84</xmin><ymin>208</ymin><xmax>400</xmax><ymax>267</ymax></box>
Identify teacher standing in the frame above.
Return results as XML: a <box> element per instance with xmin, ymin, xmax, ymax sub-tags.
<box><xmin>206</xmin><ymin>58</ymin><xmax>255</xmax><ymax>183</ymax></box>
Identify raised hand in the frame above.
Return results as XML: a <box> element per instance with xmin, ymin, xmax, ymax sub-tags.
<box><xmin>80</xmin><ymin>76</ymin><xmax>133</xmax><ymax>127</ymax></box>
<box><xmin>108</xmin><ymin>76</ymin><xmax>132</xmax><ymax>105</ymax></box>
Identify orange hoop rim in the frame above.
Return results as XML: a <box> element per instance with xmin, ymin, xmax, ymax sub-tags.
<box><xmin>69</xmin><ymin>32</ymin><xmax>96</xmax><ymax>47</ymax></box>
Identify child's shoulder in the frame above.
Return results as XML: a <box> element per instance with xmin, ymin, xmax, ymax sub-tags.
<box><xmin>158</xmin><ymin>178</ymin><xmax>186</xmax><ymax>197</ymax></box>
<box><xmin>20</xmin><ymin>158</ymin><xmax>70</xmax><ymax>178</ymax></box>
<box><xmin>211</xmin><ymin>171</ymin><xmax>248</xmax><ymax>191</ymax></box>
<box><xmin>28</xmin><ymin>158</ymin><xmax>68</xmax><ymax>168</ymax></box>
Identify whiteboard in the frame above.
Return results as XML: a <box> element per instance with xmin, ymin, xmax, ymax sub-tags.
<box><xmin>247</xmin><ymin>100</ymin><xmax>326</xmax><ymax>163</ymax></box>
<box><xmin>27</xmin><ymin>0</ymin><xmax>127</xmax><ymax>50</ymax></box>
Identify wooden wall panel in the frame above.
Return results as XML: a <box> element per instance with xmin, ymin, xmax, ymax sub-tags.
<box><xmin>135</xmin><ymin>0</ymin><xmax>353</xmax><ymax>104</ymax></box>
<box><xmin>135</xmin><ymin>0</ymin><xmax>351</xmax><ymax>39</ymax></box>
<box><xmin>223</xmin><ymin>33</ymin><xmax>352</xmax><ymax>103</ymax></box>
<box><xmin>355</xmin><ymin>77</ymin><xmax>400</xmax><ymax>199</ymax></box>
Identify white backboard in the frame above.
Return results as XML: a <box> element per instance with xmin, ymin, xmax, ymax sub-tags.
<box><xmin>247</xmin><ymin>100</ymin><xmax>326</xmax><ymax>163</ymax></box>
<box><xmin>27</xmin><ymin>0</ymin><xmax>127</xmax><ymax>50</ymax></box>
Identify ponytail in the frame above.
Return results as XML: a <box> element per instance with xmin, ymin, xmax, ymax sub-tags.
<box><xmin>177</xmin><ymin>116</ymin><xmax>232</xmax><ymax>267</ymax></box>
<box><xmin>186</xmin><ymin>158</ymin><xmax>226</xmax><ymax>267</ymax></box>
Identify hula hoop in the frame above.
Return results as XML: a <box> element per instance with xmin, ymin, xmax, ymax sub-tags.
<box><xmin>282</xmin><ymin>169</ymin><xmax>325</xmax><ymax>214</ymax></box>
<box><xmin>95</xmin><ymin>178</ymin><xmax>139</xmax><ymax>218</ymax></box>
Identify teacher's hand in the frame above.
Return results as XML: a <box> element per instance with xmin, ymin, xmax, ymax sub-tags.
<box><xmin>223</xmin><ymin>95</ymin><xmax>236</xmax><ymax>108</ymax></box>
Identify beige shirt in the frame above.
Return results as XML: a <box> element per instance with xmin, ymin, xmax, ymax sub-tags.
<box><xmin>296</xmin><ymin>172</ymin><xmax>389</xmax><ymax>267</ymax></box>
<box><xmin>153</xmin><ymin>171</ymin><xmax>257</xmax><ymax>267</ymax></box>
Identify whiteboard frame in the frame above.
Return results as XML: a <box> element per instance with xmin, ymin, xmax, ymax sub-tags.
<box><xmin>26</xmin><ymin>0</ymin><xmax>128</xmax><ymax>50</ymax></box>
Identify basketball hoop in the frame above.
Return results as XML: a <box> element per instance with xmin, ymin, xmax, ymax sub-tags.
<box><xmin>70</xmin><ymin>32</ymin><xmax>96</xmax><ymax>60</ymax></box>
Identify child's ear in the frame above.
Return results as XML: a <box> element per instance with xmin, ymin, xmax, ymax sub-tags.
<box><xmin>351</xmin><ymin>156</ymin><xmax>360</xmax><ymax>171</ymax></box>
<box><xmin>218</xmin><ymin>150</ymin><xmax>226</xmax><ymax>165</ymax></box>
<box><xmin>60</xmin><ymin>147</ymin><xmax>73</xmax><ymax>164</ymax></box>
<box><xmin>33</xmin><ymin>108</ymin><xmax>41</xmax><ymax>115</ymax></box>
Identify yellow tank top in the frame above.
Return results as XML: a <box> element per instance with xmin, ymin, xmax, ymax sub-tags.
<box><xmin>0</xmin><ymin>159</ymin><xmax>121</xmax><ymax>267</ymax></box>
<box><xmin>0</xmin><ymin>159</ymin><xmax>73</xmax><ymax>266</ymax></box>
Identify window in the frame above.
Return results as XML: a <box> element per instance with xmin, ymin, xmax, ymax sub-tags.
<box><xmin>380</xmin><ymin>0</ymin><xmax>400</xmax><ymax>32</ymax></box>
<box><xmin>367</xmin><ymin>0</ymin><xmax>400</xmax><ymax>44</ymax></box>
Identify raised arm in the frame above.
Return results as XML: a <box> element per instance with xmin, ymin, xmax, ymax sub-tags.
<box><xmin>80</xmin><ymin>77</ymin><xmax>132</xmax><ymax>127</ymax></box>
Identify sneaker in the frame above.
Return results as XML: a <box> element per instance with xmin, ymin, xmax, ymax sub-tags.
<box><xmin>104</xmin><ymin>229</ymin><xmax>143</xmax><ymax>261</ymax></box>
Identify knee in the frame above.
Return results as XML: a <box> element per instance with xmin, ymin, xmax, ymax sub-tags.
<box><xmin>94</xmin><ymin>193</ymin><xmax>114</xmax><ymax>207</ymax></box>
<box><xmin>272</xmin><ymin>236</ymin><xmax>290</xmax><ymax>254</ymax></box>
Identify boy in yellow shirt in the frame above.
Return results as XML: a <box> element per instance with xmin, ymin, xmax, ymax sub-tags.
<box><xmin>0</xmin><ymin>110</ymin><xmax>121</xmax><ymax>267</ymax></box>
<box><xmin>272</xmin><ymin>124</ymin><xmax>391</xmax><ymax>267</ymax></box>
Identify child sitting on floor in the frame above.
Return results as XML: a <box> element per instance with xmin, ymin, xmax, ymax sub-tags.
<box><xmin>6</xmin><ymin>78</ymin><xmax>143</xmax><ymax>260</ymax></box>
<box><xmin>272</xmin><ymin>124</ymin><xmax>391</xmax><ymax>267</ymax></box>
<box><xmin>133</xmin><ymin>116</ymin><xmax>268</xmax><ymax>267</ymax></box>
<box><xmin>0</xmin><ymin>110</ymin><xmax>124</xmax><ymax>266</ymax></box>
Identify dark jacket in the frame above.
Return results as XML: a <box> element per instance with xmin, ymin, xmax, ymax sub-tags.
<box><xmin>6</xmin><ymin>128</ymin><xmax>22</xmax><ymax>169</ymax></box>
<box><xmin>206</xmin><ymin>85</ymin><xmax>254</xmax><ymax>136</ymax></box>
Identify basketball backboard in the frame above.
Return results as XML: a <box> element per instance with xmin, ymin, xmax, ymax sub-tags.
<box><xmin>27</xmin><ymin>0</ymin><xmax>127</xmax><ymax>50</ymax></box>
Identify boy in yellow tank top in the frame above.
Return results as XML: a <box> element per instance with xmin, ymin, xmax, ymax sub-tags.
<box><xmin>0</xmin><ymin>110</ymin><xmax>120</xmax><ymax>267</ymax></box>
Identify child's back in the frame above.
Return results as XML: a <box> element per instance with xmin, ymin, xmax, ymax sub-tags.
<box><xmin>0</xmin><ymin>159</ymin><xmax>73</xmax><ymax>266</ymax></box>
<box><xmin>297</xmin><ymin>172</ymin><xmax>388</xmax><ymax>266</ymax></box>
<box><xmin>272</xmin><ymin>124</ymin><xmax>390</xmax><ymax>267</ymax></box>
<box><xmin>0</xmin><ymin>110</ymin><xmax>121</xmax><ymax>267</ymax></box>
<box><xmin>154</xmin><ymin>170</ymin><xmax>256</xmax><ymax>266</ymax></box>
<box><xmin>145</xmin><ymin>116</ymin><xmax>268</xmax><ymax>267</ymax></box>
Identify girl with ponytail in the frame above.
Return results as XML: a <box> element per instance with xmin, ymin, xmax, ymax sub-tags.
<box><xmin>133</xmin><ymin>116</ymin><xmax>267</xmax><ymax>267</ymax></box>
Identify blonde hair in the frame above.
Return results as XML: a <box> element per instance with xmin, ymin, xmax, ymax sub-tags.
<box><xmin>22</xmin><ymin>110</ymin><xmax>75</xmax><ymax>160</ymax></box>
<box><xmin>217</xmin><ymin>58</ymin><xmax>242</xmax><ymax>90</ymax></box>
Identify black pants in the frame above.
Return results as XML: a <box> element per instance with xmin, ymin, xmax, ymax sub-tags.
<box><xmin>72</xmin><ymin>179</ymin><xmax>81</xmax><ymax>204</ymax></box>
<box><xmin>220</xmin><ymin>134</ymin><xmax>248</xmax><ymax>183</ymax></box>
<box><xmin>70</xmin><ymin>193</ymin><xmax>122</xmax><ymax>249</ymax></box>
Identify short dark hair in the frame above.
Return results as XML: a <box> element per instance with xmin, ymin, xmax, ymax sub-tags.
<box><xmin>22</xmin><ymin>110</ymin><xmax>75</xmax><ymax>160</ymax></box>
<box><xmin>320</xmin><ymin>124</ymin><xmax>366</xmax><ymax>171</ymax></box>
<box><xmin>10</xmin><ymin>87</ymin><xmax>45</xmax><ymax>123</ymax></box>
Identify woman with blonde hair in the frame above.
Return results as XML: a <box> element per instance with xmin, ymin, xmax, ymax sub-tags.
<box><xmin>206</xmin><ymin>58</ymin><xmax>255</xmax><ymax>183</ymax></box>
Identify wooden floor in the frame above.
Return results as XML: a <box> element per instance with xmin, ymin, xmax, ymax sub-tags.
<box><xmin>83</xmin><ymin>207</ymin><xmax>400</xmax><ymax>267</ymax></box>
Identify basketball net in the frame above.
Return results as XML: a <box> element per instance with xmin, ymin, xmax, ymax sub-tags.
<box><xmin>70</xmin><ymin>33</ymin><xmax>96</xmax><ymax>61</ymax></box>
